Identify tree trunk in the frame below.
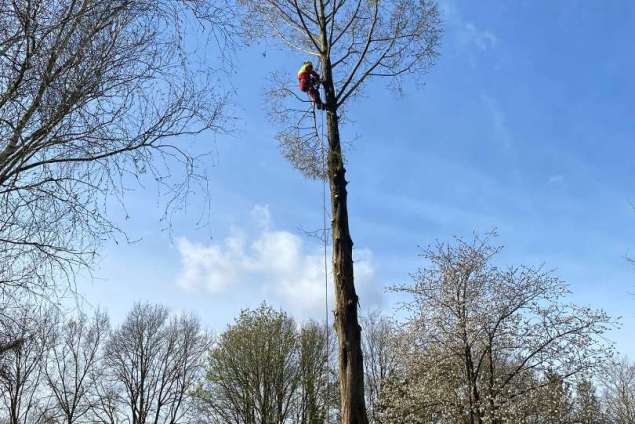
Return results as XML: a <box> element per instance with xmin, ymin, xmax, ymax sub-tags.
<box><xmin>320</xmin><ymin>53</ymin><xmax>369</xmax><ymax>424</ymax></box>
<box><xmin>464</xmin><ymin>345</ymin><xmax>483</xmax><ymax>424</ymax></box>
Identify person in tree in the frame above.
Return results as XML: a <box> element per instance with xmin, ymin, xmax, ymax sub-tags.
<box><xmin>297</xmin><ymin>61</ymin><xmax>324</xmax><ymax>110</ymax></box>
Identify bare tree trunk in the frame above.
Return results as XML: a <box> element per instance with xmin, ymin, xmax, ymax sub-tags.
<box><xmin>320</xmin><ymin>54</ymin><xmax>369</xmax><ymax>424</ymax></box>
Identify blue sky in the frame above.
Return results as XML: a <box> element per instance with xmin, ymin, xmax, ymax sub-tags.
<box><xmin>82</xmin><ymin>0</ymin><xmax>635</xmax><ymax>355</ymax></box>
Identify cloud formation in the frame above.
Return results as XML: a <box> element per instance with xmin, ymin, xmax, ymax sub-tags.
<box><xmin>176</xmin><ymin>205</ymin><xmax>379</xmax><ymax>319</ymax></box>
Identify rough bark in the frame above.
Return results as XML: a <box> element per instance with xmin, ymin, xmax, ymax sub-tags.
<box><xmin>321</xmin><ymin>53</ymin><xmax>369</xmax><ymax>424</ymax></box>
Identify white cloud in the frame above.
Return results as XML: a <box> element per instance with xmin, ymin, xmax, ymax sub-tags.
<box><xmin>176</xmin><ymin>235</ymin><xmax>246</xmax><ymax>294</ymax></box>
<box><xmin>175</xmin><ymin>205</ymin><xmax>380</xmax><ymax>319</ymax></box>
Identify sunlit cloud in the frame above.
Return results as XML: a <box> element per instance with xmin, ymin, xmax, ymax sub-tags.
<box><xmin>175</xmin><ymin>205</ymin><xmax>380</xmax><ymax>319</ymax></box>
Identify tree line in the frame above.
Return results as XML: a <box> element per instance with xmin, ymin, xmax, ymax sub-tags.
<box><xmin>1</xmin><ymin>236</ymin><xmax>633</xmax><ymax>424</ymax></box>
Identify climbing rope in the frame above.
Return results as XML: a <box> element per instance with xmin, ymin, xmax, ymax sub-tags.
<box><xmin>306</xmin><ymin>63</ymin><xmax>330</xmax><ymax>421</ymax></box>
<box><xmin>321</xmin><ymin>105</ymin><xmax>330</xmax><ymax>423</ymax></box>
<box><xmin>313</xmin><ymin>75</ymin><xmax>330</xmax><ymax>423</ymax></box>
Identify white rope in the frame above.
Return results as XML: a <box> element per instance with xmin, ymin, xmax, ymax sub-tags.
<box><xmin>308</xmin><ymin>67</ymin><xmax>330</xmax><ymax>422</ymax></box>
<box><xmin>322</xmin><ymin>110</ymin><xmax>330</xmax><ymax>411</ymax></box>
<box><xmin>314</xmin><ymin>77</ymin><xmax>330</xmax><ymax>423</ymax></box>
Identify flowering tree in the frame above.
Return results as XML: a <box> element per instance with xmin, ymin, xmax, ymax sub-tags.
<box><xmin>385</xmin><ymin>235</ymin><xmax>613</xmax><ymax>424</ymax></box>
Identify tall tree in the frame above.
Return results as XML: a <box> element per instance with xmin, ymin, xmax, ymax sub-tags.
<box><xmin>197</xmin><ymin>304</ymin><xmax>334</xmax><ymax>424</ymax></box>
<box><xmin>236</xmin><ymin>1</ymin><xmax>441</xmax><ymax>421</ymax></box>
<box><xmin>44</xmin><ymin>311</ymin><xmax>109</xmax><ymax>424</ymax></box>
<box><xmin>198</xmin><ymin>305</ymin><xmax>300</xmax><ymax>424</ymax></box>
<box><xmin>104</xmin><ymin>303</ymin><xmax>209</xmax><ymax>424</ymax></box>
<box><xmin>0</xmin><ymin>306</ymin><xmax>56</xmax><ymax>424</ymax></box>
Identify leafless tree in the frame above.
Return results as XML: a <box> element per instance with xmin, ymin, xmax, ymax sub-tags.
<box><xmin>103</xmin><ymin>303</ymin><xmax>209</xmax><ymax>424</ymax></box>
<box><xmin>0</xmin><ymin>0</ymin><xmax>233</xmax><ymax>355</ymax></box>
<box><xmin>602</xmin><ymin>356</ymin><xmax>635</xmax><ymax>424</ymax></box>
<box><xmin>387</xmin><ymin>234</ymin><xmax>613</xmax><ymax>424</ymax></box>
<box><xmin>235</xmin><ymin>0</ymin><xmax>441</xmax><ymax>420</ymax></box>
<box><xmin>360</xmin><ymin>312</ymin><xmax>400</xmax><ymax>424</ymax></box>
<box><xmin>44</xmin><ymin>311</ymin><xmax>109</xmax><ymax>424</ymax></box>
<box><xmin>0</xmin><ymin>306</ymin><xmax>56</xmax><ymax>424</ymax></box>
<box><xmin>90</xmin><ymin>363</ymin><xmax>126</xmax><ymax>424</ymax></box>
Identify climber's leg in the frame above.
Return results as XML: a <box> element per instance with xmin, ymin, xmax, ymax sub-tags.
<box><xmin>308</xmin><ymin>86</ymin><xmax>324</xmax><ymax>110</ymax></box>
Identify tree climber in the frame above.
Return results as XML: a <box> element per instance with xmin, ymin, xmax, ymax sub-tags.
<box><xmin>297</xmin><ymin>61</ymin><xmax>324</xmax><ymax>110</ymax></box>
